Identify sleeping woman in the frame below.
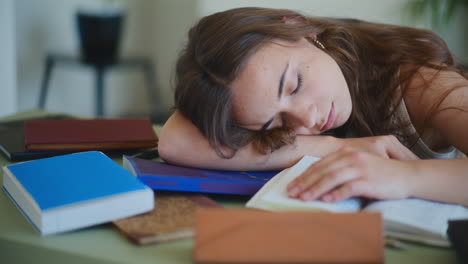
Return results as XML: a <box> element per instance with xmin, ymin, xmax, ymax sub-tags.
<box><xmin>158</xmin><ymin>7</ymin><xmax>468</xmax><ymax>206</ymax></box>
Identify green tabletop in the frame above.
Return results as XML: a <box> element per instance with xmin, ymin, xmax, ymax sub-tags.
<box><xmin>0</xmin><ymin>111</ymin><xmax>459</xmax><ymax>264</ymax></box>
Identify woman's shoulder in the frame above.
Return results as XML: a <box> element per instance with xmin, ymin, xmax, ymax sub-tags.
<box><xmin>401</xmin><ymin>64</ymin><xmax>468</xmax><ymax>154</ymax></box>
<box><xmin>402</xmin><ymin>64</ymin><xmax>467</xmax><ymax>113</ymax></box>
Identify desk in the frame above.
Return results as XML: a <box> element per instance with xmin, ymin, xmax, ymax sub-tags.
<box><xmin>0</xmin><ymin>111</ymin><xmax>459</xmax><ymax>264</ymax></box>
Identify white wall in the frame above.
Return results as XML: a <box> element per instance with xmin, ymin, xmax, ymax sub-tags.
<box><xmin>14</xmin><ymin>0</ymin><xmax>466</xmax><ymax>119</ymax></box>
<box><xmin>0</xmin><ymin>0</ymin><xmax>17</xmax><ymax>117</ymax></box>
<box><xmin>149</xmin><ymin>0</ymin><xmax>198</xmax><ymax>120</ymax></box>
<box><xmin>198</xmin><ymin>0</ymin><xmax>413</xmax><ymax>24</ymax></box>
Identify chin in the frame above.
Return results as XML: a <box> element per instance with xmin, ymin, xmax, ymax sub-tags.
<box><xmin>337</xmin><ymin>110</ymin><xmax>352</xmax><ymax>128</ymax></box>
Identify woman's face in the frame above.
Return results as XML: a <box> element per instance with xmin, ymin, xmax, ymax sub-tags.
<box><xmin>230</xmin><ymin>37</ymin><xmax>352</xmax><ymax>135</ymax></box>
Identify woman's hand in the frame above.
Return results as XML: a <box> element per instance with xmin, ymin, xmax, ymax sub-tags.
<box><xmin>286</xmin><ymin>147</ymin><xmax>418</xmax><ymax>203</ymax></box>
<box><xmin>338</xmin><ymin>135</ymin><xmax>418</xmax><ymax>161</ymax></box>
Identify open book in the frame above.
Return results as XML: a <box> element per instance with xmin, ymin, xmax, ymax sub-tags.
<box><xmin>246</xmin><ymin>156</ymin><xmax>468</xmax><ymax>247</ymax></box>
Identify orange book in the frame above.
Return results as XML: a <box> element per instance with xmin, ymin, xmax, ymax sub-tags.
<box><xmin>194</xmin><ymin>209</ymin><xmax>384</xmax><ymax>264</ymax></box>
<box><xmin>24</xmin><ymin>118</ymin><xmax>158</xmax><ymax>151</ymax></box>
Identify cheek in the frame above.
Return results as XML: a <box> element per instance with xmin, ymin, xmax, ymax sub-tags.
<box><xmin>232</xmin><ymin>93</ymin><xmax>276</xmax><ymax>127</ymax></box>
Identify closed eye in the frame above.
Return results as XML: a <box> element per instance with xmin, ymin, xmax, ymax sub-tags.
<box><xmin>291</xmin><ymin>73</ymin><xmax>303</xmax><ymax>95</ymax></box>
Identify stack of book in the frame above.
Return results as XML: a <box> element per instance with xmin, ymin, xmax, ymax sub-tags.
<box><xmin>1</xmin><ymin>116</ymin><xmax>160</xmax><ymax>236</ymax></box>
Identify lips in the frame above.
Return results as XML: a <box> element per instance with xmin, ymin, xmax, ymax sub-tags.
<box><xmin>321</xmin><ymin>103</ymin><xmax>335</xmax><ymax>132</ymax></box>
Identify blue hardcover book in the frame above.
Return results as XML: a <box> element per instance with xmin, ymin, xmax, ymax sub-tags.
<box><xmin>123</xmin><ymin>155</ymin><xmax>279</xmax><ymax>195</ymax></box>
<box><xmin>2</xmin><ymin>151</ymin><xmax>154</xmax><ymax>235</ymax></box>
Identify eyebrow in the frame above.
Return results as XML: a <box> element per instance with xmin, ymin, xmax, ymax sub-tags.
<box><xmin>261</xmin><ymin>63</ymin><xmax>289</xmax><ymax>131</ymax></box>
<box><xmin>278</xmin><ymin>63</ymin><xmax>289</xmax><ymax>99</ymax></box>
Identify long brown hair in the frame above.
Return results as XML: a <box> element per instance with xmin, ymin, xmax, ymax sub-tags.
<box><xmin>174</xmin><ymin>7</ymin><xmax>467</xmax><ymax>157</ymax></box>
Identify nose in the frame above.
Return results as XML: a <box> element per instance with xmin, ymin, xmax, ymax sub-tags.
<box><xmin>287</xmin><ymin>102</ymin><xmax>317</xmax><ymax>130</ymax></box>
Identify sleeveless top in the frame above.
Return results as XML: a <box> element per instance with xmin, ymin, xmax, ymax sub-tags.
<box><xmin>394</xmin><ymin>99</ymin><xmax>465</xmax><ymax>159</ymax></box>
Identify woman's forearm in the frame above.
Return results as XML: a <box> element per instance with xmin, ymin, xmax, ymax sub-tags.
<box><xmin>407</xmin><ymin>159</ymin><xmax>468</xmax><ymax>206</ymax></box>
<box><xmin>159</xmin><ymin>111</ymin><xmax>342</xmax><ymax>171</ymax></box>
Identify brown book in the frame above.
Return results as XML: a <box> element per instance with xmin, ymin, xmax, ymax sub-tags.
<box><xmin>113</xmin><ymin>193</ymin><xmax>222</xmax><ymax>245</ymax></box>
<box><xmin>24</xmin><ymin>118</ymin><xmax>158</xmax><ymax>151</ymax></box>
<box><xmin>194</xmin><ymin>209</ymin><xmax>384</xmax><ymax>264</ymax></box>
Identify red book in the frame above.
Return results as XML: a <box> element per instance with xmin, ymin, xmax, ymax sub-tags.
<box><xmin>24</xmin><ymin>118</ymin><xmax>158</xmax><ymax>151</ymax></box>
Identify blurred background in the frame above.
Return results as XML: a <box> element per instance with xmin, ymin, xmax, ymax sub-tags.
<box><xmin>0</xmin><ymin>0</ymin><xmax>467</xmax><ymax>122</ymax></box>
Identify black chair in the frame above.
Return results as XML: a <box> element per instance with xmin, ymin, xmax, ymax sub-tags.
<box><xmin>38</xmin><ymin>53</ymin><xmax>158</xmax><ymax>117</ymax></box>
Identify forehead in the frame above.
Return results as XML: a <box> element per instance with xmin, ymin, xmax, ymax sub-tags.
<box><xmin>230</xmin><ymin>42</ymin><xmax>288</xmax><ymax>128</ymax></box>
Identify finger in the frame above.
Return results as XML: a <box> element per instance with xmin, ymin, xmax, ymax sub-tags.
<box><xmin>385</xmin><ymin>137</ymin><xmax>419</xmax><ymax>161</ymax></box>
<box><xmin>320</xmin><ymin>180</ymin><xmax>373</xmax><ymax>203</ymax></box>
<box><xmin>288</xmin><ymin>147</ymin><xmax>352</xmax><ymax>189</ymax></box>
<box><xmin>387</xmin><ymin>145</ymin><xmax>418</xmax><ymax>161</ymax></box>
<box><xmin>298</xmin><ymin>166</ymin><xmax>358</xmax><ymax>201</ymax></box>
<box><xmin>287</xmin><ymin>149</ymin><xmax>353</xmax><ymax>197</ymax></box>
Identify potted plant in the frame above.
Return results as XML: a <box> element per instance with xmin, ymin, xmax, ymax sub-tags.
<box><xmin>409</xmin><ymin>0</ymin><xmax>468</xmax><ymax>28</ymax></box>
<box><xmin>76</xmin><ymin>0</ymin><xmax>126</xmax><ymax>65</ymax></box>
<box><xmin>408</xmin><ymin>0</ymin><xmax>468</xmax><ymax>69</ymax></box>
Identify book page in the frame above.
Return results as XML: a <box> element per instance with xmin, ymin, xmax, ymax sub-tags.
<box><xmin>246</xmin><ymin>156</ymin><xmax>361</xmax><ymax>212</ymax></box>
<box><xmin>364</xmin><ymin>198</ymin><xmax>468</xmax><ymax>246</ymax></box>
